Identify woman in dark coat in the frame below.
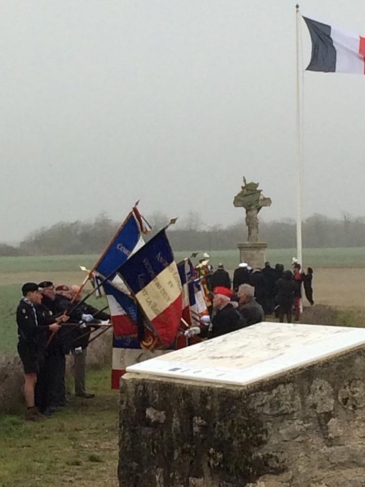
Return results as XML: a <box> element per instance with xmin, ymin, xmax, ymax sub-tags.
<box><xmin>303</xmin><ymin>267</ymin><xmax>314</xmax><ymax>306</ymax></box>
<box><xmin>275</xmin><ymin>270</ymin><xmax>296</xmax><ymax>323</ymax></box>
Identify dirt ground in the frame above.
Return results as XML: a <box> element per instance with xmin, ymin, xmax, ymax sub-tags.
<box><xmin>311</xmin><ymin>268</ymin><xmax>365</xmax><ymax>308</ymax></box>
<box><xmin>2</xmin><ymin>268</ymin><xmax>364</xmax><ymax>309</ymax></box>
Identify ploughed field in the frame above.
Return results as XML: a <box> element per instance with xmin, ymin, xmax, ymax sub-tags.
<box><xmin>1</xmin><ymin>249</ymin><xmax>365</xmax><ymax>353</ymax></box>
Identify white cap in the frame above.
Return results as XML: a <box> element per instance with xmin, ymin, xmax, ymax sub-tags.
<box><xmin>203</xmin><ymin>252</ymin><xmax>210</xmax><ymax>258</ymax></box>
<box><xmin>239</xmin><ymin>262</ymin><xmax>248</xmax><ymax>268</ymax></box>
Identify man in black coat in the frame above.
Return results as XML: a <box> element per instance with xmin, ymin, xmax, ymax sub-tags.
<box><xmin>262</xmin><ymin>262</ymin><xmax>279</xmax><ymax>314</ymax></box>
<box><xmin>275</xmin><ymin>270</ymin><xmax>296</xmax><ymax>323</ymax></box>
<box><xmin>249</xmin><ymin>269</ymin><xmax>268</xmax><ymax>313</ymax></box>
<box><xmin>210</xmin><ymin>263</ymin><xmax>231</xmax><ymax>290</ymax></box>
<box><xmin>199</xmin><ymin>286</ymin><xmax>245</xmax><ymax>339</ymax></box>
<box><xmin>233</xmin><ymin>263</ymin><xmax>250</xmax><ymax>292</ymax></box>
<box><xmin>16</xmin><ymin>282</ymin><xmax>61</xmax><ymax>420</ymax></box>
<box><xmin>37</xmin><ymin>281</ymin><xmax>74</xmax><ymax>415</ymax></box>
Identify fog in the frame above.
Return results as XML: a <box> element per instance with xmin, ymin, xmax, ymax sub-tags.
<box><xmin>1</xmin><ymin>0</ymin><xmax>365</xmax><ymax>242</ymax></box>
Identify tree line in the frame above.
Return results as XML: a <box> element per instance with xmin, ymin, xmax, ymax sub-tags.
<box><xmin>2</xmin><ymin>212</ymin><xmax>365</xmax><ymax>256</ymax></box>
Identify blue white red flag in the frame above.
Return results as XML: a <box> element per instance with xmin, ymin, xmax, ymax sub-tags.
<box><xmin>191</xmin><ymin>279</ymin><xmax>209</xmax><ymax>325</ymax></box>
<box><xmin>103</xmin><ymin>281</ymin><xmax>139</xmax><ymax>337</ymax></box>
<box><xmin>95</xmin><ymin>207</ymin><xmax>150</xmax><ymax>278</ymax></box>
<box><xmin>118</xmin><ymin>229</ymin><xmax>183</xmax><ymax>347</ymax></box>
<box><xmin>178</xmin><ymin>259</ymin><xmax>196</xmax><ymax>326</ymax></box>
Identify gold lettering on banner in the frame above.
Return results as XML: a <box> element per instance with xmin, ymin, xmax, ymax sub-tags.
<box><xmin>156</xmin><ymin>252</ymin><xmax>169</xmax><ymax>268</ymax></box>
<box><xmin>143</xmin><ymin>258</ymin><xmax>156</xmax><ymax>280</ymax></box>
<box><xmin>138</xmin><ymin>274</ymin><xmax>146</xmax><ymax>288</ymax></box>
<box><xmin>116</xmin><ymin>244</ymin><xmax>132</xmax><ymax>256</ymax></box>
<box><xmin>172</xmin><ymin>270</ymin><xmax>182</xmax><ymax>289</ymax></box>
<box><xmin>136</xmin><ymin>264</ymin><xmax>182</xmax><ymax>322</ymax></box>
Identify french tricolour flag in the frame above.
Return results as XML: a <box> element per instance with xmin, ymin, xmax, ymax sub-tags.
<box><xmin>118</xmin><ymin>229</ymin><xmax>183</xmax><ymax>347</ymax></box>
<box><xmin>304</xmin><ymin>17</ymin><xmax>365</xmax><ymax>74</ymax></box>
<box><xmin>93</xmin><ymin>206</ymin><xmax>151</xmax><ymax>389</ymax></box>
<box><xmin>103</xmin><ymin>280</ymin><xmax>138</xmax><ymax>337</ymax></box>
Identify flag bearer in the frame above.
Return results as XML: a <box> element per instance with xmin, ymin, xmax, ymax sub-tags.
<box><xmin>16</xmin><ymin>282</ymin><xmax>61</xmax><ymax>420</ymax></box>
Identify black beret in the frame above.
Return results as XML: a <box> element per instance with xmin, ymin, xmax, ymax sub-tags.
<box><xmin>38</xmin><ymin>281</ymin><xmax>54</xmax><ymax>289</ymax></box>
<box><xmin>22</xmin><ymin>282</ymin><xmax>39</xmax><ymax>296</ymax></box>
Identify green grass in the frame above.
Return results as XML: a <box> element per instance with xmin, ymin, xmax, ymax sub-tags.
<box><xmin>1</xmin><ymin>248</ymin><xmax>365</xmax><ymax>354</ymax></box>
<box><xmin>0</xmin><ymin>255</ymin><xmax>99</xmax><ymax>273</ymax></box>
<box><xmin>0</xmin><ymin>285</ymin><xmax>21</xmax><ymax>353</ymax></box>
<box><xmin>1</xmin><ymin>247</ymin><xmax>365</xmax><ymax>273</ymax></box>
<box><xmin>0</xmin><ymin>369</ymin><xmax>119</xmax><ymax>487</ymax></box>
<box><xmin>174</xmin><ymin>248</ymin><xmax>365</xmax><ymax>269</ymax></box>
<box><xmin>0</xmin><ymin>283</ymin><xmax>108</xmax><ymax>354</ymax></box>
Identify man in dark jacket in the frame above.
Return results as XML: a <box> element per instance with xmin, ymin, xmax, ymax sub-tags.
<box><xmin>199</xmin><ymin>286</ymin><xmax>245</xmax><ymax>339</ymax></box>
<box><xmin>249</xmin><ymin>269</ymin><xmax>268</xmax><ymax>313</ymax></box>
<box><xmin>210</xmin><ymin>263</ymin><xmax>231</xmax><ymax>290</ymax></box>
<box><xmin>16</xmin><ymin>282</ymin><xmax>61</xmax><ymax>420</ymax></box>
<box><xmin>233</xmin><ymin>263</ymin><xmax>250</xmax><ymax>291</ymax></box>
<box><xmin>237</xmin><ymin>284</ymin><xmax>265</xmax><ymax>326</ymax></box>
<box><xmin>293</xmin><ymin>264</ymin><xmax>304</xmax><ymax>321</ymax></box>
<box><xmin>37</xmin><ymin>281</ymin><xmax>73</xmax><ymax>415</ymax></box>
<box><xmin>276</xmin><ymin>270</ymin><xmax>296</xmax><ymax>323</ymax></box>
<box><xmin>262</xmin><ymin>262</ymin><xmax>279</xmax><ymax>314</ymax></box>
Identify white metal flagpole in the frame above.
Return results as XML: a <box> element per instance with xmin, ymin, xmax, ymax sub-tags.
<box><xmin>295</xmin><ymin>4</ymin><xmax>303</xmax><ymax>267</ymax></box>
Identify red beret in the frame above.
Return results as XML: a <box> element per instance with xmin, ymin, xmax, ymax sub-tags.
<box><xmin>213</xmin><ymin>286</ymin><xmax>233</xmax><ymax>298</ymax></box>
<box><xmin>56</xmin><ymin>285</ymin><xmax>70</xmax><ymax>292</ymax></box>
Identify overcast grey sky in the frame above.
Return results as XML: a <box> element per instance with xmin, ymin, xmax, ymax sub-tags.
<box><xmin>1</xmin><ymin>0</ymin><xmax>365</xmax><ymax>241</ymax></box>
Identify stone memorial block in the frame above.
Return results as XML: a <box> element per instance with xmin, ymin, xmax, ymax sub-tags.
<box><xmin>119</xmin><ymin>323</ymin><xmax>365</xmax><ymax>487</ymax></box>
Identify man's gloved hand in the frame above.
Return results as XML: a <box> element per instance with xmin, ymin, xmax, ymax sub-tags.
<box><xmin>81</xmin><ymin>313</ymin><xmax>94</xmax><ymax>322</ymax></box>
<box><xmin>200</xmin><ymin>315</ymin><xmax>211</xmax><ymax>325</ymax></box>
<box><xmin>184</xmin><ymin>326</ymin><xmax>201</xmax><ymax>338</ymax></box>
<box><xmin>100</xmin><ymin>320</ymin><xmax>110</xmax><ymax>326</ymax></box>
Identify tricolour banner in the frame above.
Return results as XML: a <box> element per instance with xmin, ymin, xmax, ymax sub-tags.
<box><xmin>303</xmin><ymin>16</ymin><xmax>365</xmax><ymax>75</ymax></box>
<box><xmin>178</xmin><ymin>259</ymin><xmax>194</xmax><ymax>326</ymax></box>
<box><xmin>118</xmin><ymin>229</ymin><xmax>183</xmax><ymax>347</ymax></box>
<box><xmin>103</xmin><ymin>281</ymin><xmax>138</xmax><ymax>337</ymax></box>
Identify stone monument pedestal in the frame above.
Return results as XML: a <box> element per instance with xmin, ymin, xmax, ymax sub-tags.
<box><xmin>238</xmin><ymin>241</ymin><xmax>267</xmax><ymax>268</ymax></box>
<box><xmin>119</xmin><ymin>323</ymin><xmax>365</xmax><ymax>487</ymax></box>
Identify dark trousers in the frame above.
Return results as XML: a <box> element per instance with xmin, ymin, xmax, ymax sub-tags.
<box><xmin>35</xmin><ymin>353</ymin><xmax>66</xmax><ymax>411</ymax></box>
<box><xmin>73</xmin><ymin>348</ymin><xmax>87</xmax><ymax>395</ymax></box>
<box><xmin>305</xmin><ymin>287</ymin><xmax>314</xmax><ymax>305</ymax></box>
<box><xmin>278</xmin><ymin>305</ymin><xmax>293</xmax><ymax>323</ymax></box>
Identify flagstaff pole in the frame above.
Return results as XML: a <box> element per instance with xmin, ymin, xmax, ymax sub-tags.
<box><xmin>296</xmin><ymin>4</ymin><xmax>303</xmax><ymax>267</ymax></box>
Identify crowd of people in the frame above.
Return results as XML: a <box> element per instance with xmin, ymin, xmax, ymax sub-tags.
<box><xmin>16</xmin><ymin>259</ymin><xmax>313</xmax><ymax>421</ymax></box>
<box><xmin>212</xmin><ymin>259</ymin><xmax>314</xmax><ymax>320</ymax></box>
<box><xmin>187</xmin><ymin>258</ymin><xmax>314</xmax><ymax>341</ymax></box>
<box><xmin>16</xmin><ymin>281</ymin><xmax>110</xmax><ymax>421</ymax></box>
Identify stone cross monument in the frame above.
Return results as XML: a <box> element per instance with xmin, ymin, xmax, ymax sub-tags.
<box><xmin>233</xmin><ymin>176</ymin><xmax>272</xmax><ymax>268</ymax></box>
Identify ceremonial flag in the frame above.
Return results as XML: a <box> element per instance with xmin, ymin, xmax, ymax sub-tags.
<box><xmin>191</xmin><ymin>280</ymin><xmax>209</xmax><ymax>325</ymax></box>
<box><xmin>118</xmin><ymin>229</ymin><xmax>183</xmax><ymax>347</ymax></box>
<box><xmin>106</xmin><ymin>280</ymin><xmax>167</xmax><ymax>389</ymax></box>
<box><xmin>95</xmin><ymin>207</ymin><xmax>150</xmax><ymax>278</ymax></box>
<box><xmin>103</xmin><ymin>281</ymin><xmax>138</xmax><ymax>337</ymax></box>
<box><xmin>303</xmin><ymin>16</ymin><xmax>365</xmax><ymax>74</ymax></box>
<box><xmin>177</xmin><ymin>259</ymin><xmax>195</xmax><ymax>326</ymax></box>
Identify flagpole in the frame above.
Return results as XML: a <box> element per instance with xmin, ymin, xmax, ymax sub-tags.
<box><xmin>296</xmin><ymin>4</ymin><xmax>303</xmax><ymax>267</ymax></box>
